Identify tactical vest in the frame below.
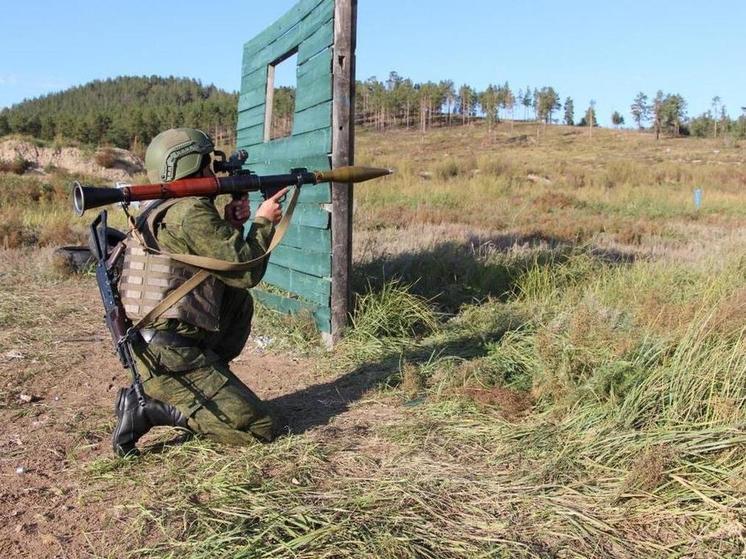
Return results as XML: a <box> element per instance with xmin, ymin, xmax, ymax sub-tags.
<box><xmin>119</xmin><ymin>199</ymin><xmax>223</xmax><ymax>332</ymax></box>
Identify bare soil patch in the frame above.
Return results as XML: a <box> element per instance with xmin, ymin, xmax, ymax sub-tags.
<box><xmin>0</xmin><ymin>252</ymin><xmax>403</xmax><ymax>558</ymax></box>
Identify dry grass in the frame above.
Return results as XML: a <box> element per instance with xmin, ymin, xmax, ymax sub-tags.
<box><xmin>0</xmin><ymin>155</ymin><xmax>31</xmax><ymax>174</ymax></box>
<box><xmin>94</xmin><ymin>147</ymin><xmax>119</xmax><ymax>168</ymax></box>
<box><xmin>355</xmin><ymin>121</ymin><xmax>745</xmax><ymax>255</ymax></box>
<box><xmin>1</xmin><ymin>123</ymin><xmax>745</xmax><ymax>557</ymax></box>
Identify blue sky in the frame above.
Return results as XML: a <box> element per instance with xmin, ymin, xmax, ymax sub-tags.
<box><xmin>1</xmin><ymin>0</ymin><xmax>744</xmax><ymax>126</ymax></box>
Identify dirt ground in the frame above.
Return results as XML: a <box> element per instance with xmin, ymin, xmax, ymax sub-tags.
<box><xmin>0</xmin><ymin>266</ymin><xmax>401</xmax><ymax>558</ymax></box>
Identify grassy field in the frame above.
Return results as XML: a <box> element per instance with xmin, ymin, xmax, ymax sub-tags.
<box><xmin>1</xmin><ymin>122</ymin><xmax>744</xmax><ymax>557</ymax></box>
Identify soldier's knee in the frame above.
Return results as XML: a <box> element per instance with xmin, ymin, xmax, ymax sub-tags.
<box><xmin>189</xmin><ymin>403</ymin><xmax>275</xmax><ymax>445</ymax></box>
<box><xmin>249</xmin><ymin>414</ymin><xmax>275</xmax><ymax>442</ymax></box>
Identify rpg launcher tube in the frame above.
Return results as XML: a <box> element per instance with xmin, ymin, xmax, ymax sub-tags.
<box><xmin>72</xmin><ymin>166</ymin><xmax>392</xmax><ymax>216</ymax></box>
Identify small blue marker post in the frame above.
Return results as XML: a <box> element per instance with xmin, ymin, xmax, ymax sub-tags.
<box><xmin>693</xmin><ymin>188</ymin><xmax>703</xmax><ymax>211</ymax></box>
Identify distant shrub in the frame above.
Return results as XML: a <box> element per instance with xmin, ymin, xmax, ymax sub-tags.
<box><xmin>532</xmin><ymin>191</ymin><xmax>581</xmax><ymax>213</ymax></box>
<box><xmin>434</xmin><ymin>159</ymin><xmax>461</xmax><ymax>181</ymax></box>
<box><xmin>433</xmin><ymin>157</ymin><xmax>476</xmax><ymax>181</ymax></box>
<box><xmin>0</xmin><ymin>156</ymin><xmax>31</xmax><ymax>175</ymax></box>
<box><xmin>0</xmin><ymin>208</ymin><xmax>28</xmax><ymax>248</ymax></box>
<box><xmin>595</xmin><ymin>160</ymin><xmax>641</xmax><ymax>189</ymax></box>
<box><xmin>37</xmin><ymin>219</ymin><xmax>85</xmax><ymax>247</ymax></box>
<box><xmin>95</xmin><ymin>148</ymin><xmax>119</xmax><ymax>169</ymax></box>
<box><xmin>479</xmin><ymin>155</ymin><xmax>516</xmax><ymax>178</ymax></box>
<box><xmin>563</xmin><ymin>167</ymin><xmax>587</xmax><ymax>188</ymax></box>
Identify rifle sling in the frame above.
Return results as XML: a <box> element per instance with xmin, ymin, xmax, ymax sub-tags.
<box><xmin>131</xmin><ymin>185</ymin><xmax>300</xmax><ymax>332</ymax></box>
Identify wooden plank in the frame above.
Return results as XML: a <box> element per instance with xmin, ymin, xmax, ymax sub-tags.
<box><xmin>331</xmin><ymin>0</ymin><xmax>357</xmax><ymax>343</ymax></box>
<box><xmin>297</xmin><ymin>182</ymin><xmax>331</xmax><ymax>204</ymax></box>
<box><xmin>298</xmin><ymin>21</ymin><xmax>334</xmax><ymax>65</ymax></box>
<box><xmin>238</xmin><ymin>86</ymin><xmax>266</xmax><ymax>112</ymax></box>
<box><xmin>245</xmin><ymin>184</ymin><xmax>330</xmax><ymax>212</ymax></box>
<box><xmin>282</xmin><ymin>223</ymin><xmax>331</xmax><ymax>251</ymax></box>
<box><xmin>295</xmin><ymin>73</ymin><xmax>333</xmax><ymax>113</ymax></box>
<box><xmin>243</xmin><ymin>0</ymin><xmax>334</xmax><ymax>75</ymax></box>
<box><xmin>246</xmin><ymin>184</ymin><xmax>330</xmax><ymax>208</ymax></box>
<box><xmin>236</xmin><ymin>124</ymin><xmax>264</xmax><ymax>147</ymax></box>
<box><xmin>297</xmin><ymin>46</ymin><xmax>332</xmax><ymax>80</ymax></box>
<box><xmin>293</xmin><ymin>100</ymin><xmax>332</xmax><ymax>136</ymax></box>
<box><xmin>237</xmin><ymin>0</ymin><xmax>343</xmax><ymax>340</ymax></box>
<box><xmin>247</xmin><ymin>128</ymin><xmax>332</xmax><ymax>162</ymax></box>
<box><xmin>263</xmin><ymin>263</ymin><xmax>331</xmax><ymax>305</ymax></box>
<box><xmin>236</xmin><ymin>105</ymin><xmax>266</xmax><ymax>131</ymax></box>
<box><xmin>263</xmin><ymin>63</ymin><xmax>276</xmax><ymax>142</ymax></box>
<box><xmin>243</xmin><ymin>0</ymin><xmax>325</xmax><ymax>59</ymax></box>
<box><xmin>257</xmin><ymin>35</ymin><xmax>300</xmax><ymax>76</ymax></box>
<box><xmin>245</xmin><ymin>191</ymin><xmax>330</xmax><ymax>227</ymax></box>
<box><xmin>243</xmin><ymin>152</ymin><xmax>331</xmax><ymax>203</ymax></box>
<box><xmin>286</xmin><ymin>203</ymin><xmax>330</xmax><ymax>229</ymax></box>
<box><xmin>253</xmin><ymin>289</ymin><xmax>331</xmax><ymax>332</ymax></box>
<box><xmin>280</xmin><ymin>222</ymin><xmax>331</xmax><ymax>253</ymax></box>
<box><xmin>246</xmin><ymin>154</ymin><xmax>330</xmax><ymax>173</ymax></box>
<box><xmin>297</xmin><ymin>0</ymin><xmax>335</xmax><ymax>45</ymax></box>
<box><xmin>270</xmin><ymin>245</ymin><xmax>331</xmax><ymax>277</ymax></box>
<box><xmin>250</xmin><ymin>182</ymin><xmax>331</xmax><ymax>205</ymax></box>
<box><xmin>240</xmin><ymin>68</ymin><xmax>267</xmax><ymax>95</ymax></box>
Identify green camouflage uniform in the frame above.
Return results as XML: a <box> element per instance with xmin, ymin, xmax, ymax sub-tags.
<box><xmin>132</xmin><ymin>196</ymin><xmax>276</xmax><ymax>444</ymax></box>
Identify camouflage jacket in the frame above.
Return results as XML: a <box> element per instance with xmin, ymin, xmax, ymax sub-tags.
<box><xmin>136</xmin><ymin>197</ymin><xmax>274</xmax><ymax>373</ymax></box>
<box><xmin>154</xmin><ymin>196</ymin><xmax>274</xmax><ymax>290</ymax></box>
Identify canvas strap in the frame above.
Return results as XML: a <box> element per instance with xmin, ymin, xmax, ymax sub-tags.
<box><xmin>129</xmin><ymin>186</ymin><xmax>301</xmax><ymax>331</ymax></box>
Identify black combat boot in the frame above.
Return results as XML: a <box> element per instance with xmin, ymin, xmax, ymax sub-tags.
<box><xmin>112</xmin><ymin>385</ymin><xmax>190</xmax><ymax>457</ymax></box>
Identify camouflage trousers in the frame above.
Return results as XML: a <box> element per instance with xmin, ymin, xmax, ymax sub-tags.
<box><xmin>141</xmin><ymin>360</ymin><xmax>274</xmax><ymax>444</ymax></box>
<box><xmin>133</xmin><ymin>287</ymin><xmax>275</xmax><ymax>444</ymax></box>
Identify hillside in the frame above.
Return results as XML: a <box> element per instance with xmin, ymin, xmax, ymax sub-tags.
<box><xmin>0</xmin><ymin>137</ymin><xmax>143</xmax><ymax>181</ymax></box>
<box><xmin>0</xmin><ymin>76</ymin><xmax>238</xmax><ymax>151</ymax></box>
<box><xmin>0</xmin><ymin>123</ymin><xmax>744</xmax><ymax>557</ymax></box>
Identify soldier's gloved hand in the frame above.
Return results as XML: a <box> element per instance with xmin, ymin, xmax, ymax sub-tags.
<box><xmin>255</xmin><ymin>188</ymin><xmax>289</xmax><ymax>225</ymax></box>
<box><xmin>224</xmin><ymin>197</ymin><xmax>250</xmax><ymax>230</ymax></box>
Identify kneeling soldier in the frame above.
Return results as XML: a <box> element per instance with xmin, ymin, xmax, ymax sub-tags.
<box><xmin>112</xmin><ymin>128</ymin><xmax>285</xmax><ymax>456</ymax></box>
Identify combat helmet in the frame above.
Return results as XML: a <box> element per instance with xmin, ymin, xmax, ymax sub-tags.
<box><xmin>145</xmin><ymin>128</ymin><xmax>214</xmax><ymax>183</ymax></box>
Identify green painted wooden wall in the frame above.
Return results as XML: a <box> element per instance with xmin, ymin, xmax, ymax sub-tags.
<box><xmin>238</xmin><ymin>0</ymin><xmax>335</xmax><ymax>333</ymax></box>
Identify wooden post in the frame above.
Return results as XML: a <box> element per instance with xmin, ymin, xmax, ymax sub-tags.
<box><xmin>330</xmin><ymin>0</ymin><xmax>357</xmax><ymax>344</ymax></box>
<box><xmin>263</xmin><ymin>64</ymin><xmax>276</xmax><ymax>142</ymax></box>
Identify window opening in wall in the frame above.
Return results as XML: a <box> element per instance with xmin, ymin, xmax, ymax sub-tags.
<box><xmin>264</xmin><ymin>50</ymin><xmax>298</xmax><ymax>141</ymax></box>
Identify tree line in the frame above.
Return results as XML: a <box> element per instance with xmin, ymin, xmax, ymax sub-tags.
<box><xmin>356</xmin><ymin>72</ymin><xmax>583</xmax><ymax>132</ymax></box>
<box><xmin>628</xmin><ymin>91</ymin><xmax>746</xmax><ymax>139</ymax></box>
<box><xmin>357</xmin><ymin>73</ymin><xmax>746</xmax><ymax>139</ymax></box>
<box><xmin>0</xmin><ymin>76</ymin><xmax>238</xmax><ymax>153</ymax></box>
<box><xmin>1</xmin><ymin>73</ymin><xmax>744</xmax><ymax>151</ymax></box>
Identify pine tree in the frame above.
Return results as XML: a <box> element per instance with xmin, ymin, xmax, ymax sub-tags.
<box><xmin>630</xmin><ymin>92</ymin><xmax>649</xmax><ymax>130</ymax></box>
<box><xmin>536</xmin><ymin>87</ymin><xmax>560</xmax><ymax>123</ymax></box>
<box><xmin>441</xmin><ymin>80</ymin><xmax>456</xmax><ymax>126</ymax></box>
<box><xmin>522</xmin><ymin>87</ymin><xmax>532</xmax><ymax>120</ymax></box>
<box><xmin>479</xmin><ymin>85</ymin><xmax>499</xmax><ymax>136</ymax></box>
<box><xmin>580</xmin><ymin>100</ymin><xmax>597</xmax><ymax>137</ymax></box>
<box><xmin>563</xmin><ymin>97</ymin><xmax>575</xmax><ymax>126</ymax></box>
<box><xmin>652</xmin><ymin>90</ymin><xmax>664</xmax><ymax>139</ymax></box>
<box><xmin>458</xmin><ymin>84</ymin><xmax>476</xmax><ymax>125</ymax></box>
<box><xmin>711</xmin><ymin>96</ymin><xmax>722</xmax><ymax>138</ymax></box>
<box><xmin>0</xmin><ymin>112</ymin><xmax>10</xmax><ymax>136</ymax></box>
<box><xmin>0</xmin><ymin>76</ymin><xmax>238</xmax><ymax>149</ymax></box>
<box><xmin>660</xmin><ymin>93</ymin><xmax>687</xmax><ymax>136</ymax></box>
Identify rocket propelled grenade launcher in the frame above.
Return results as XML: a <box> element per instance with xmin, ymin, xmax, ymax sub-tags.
<box><xmin>72</xmin><ymin>165</ymin><xmax>392</xmax><ymax>216</ymax></box>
